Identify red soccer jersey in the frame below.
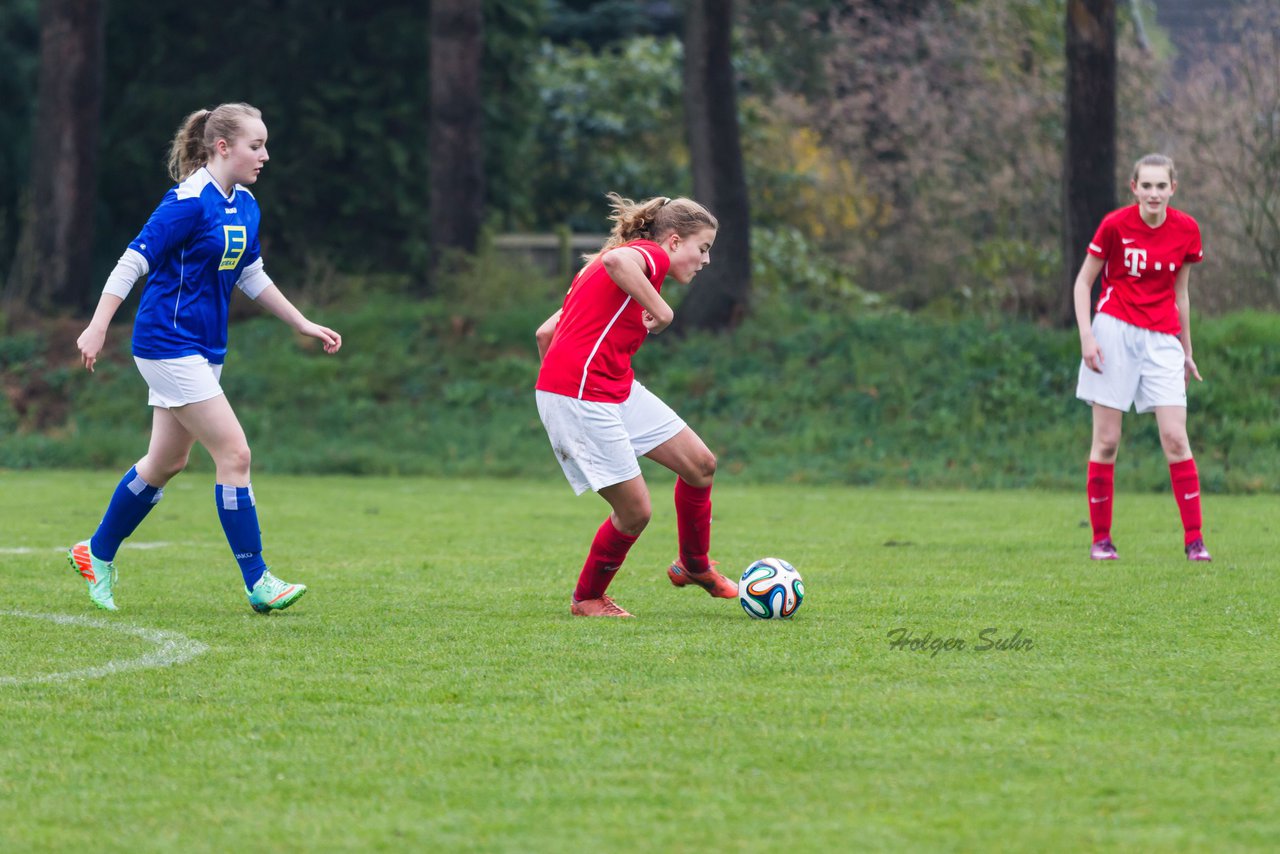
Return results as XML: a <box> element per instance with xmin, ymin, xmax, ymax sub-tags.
<box><xmin>536</xmin><ymin>239</ymin><xmax>670</xmax><ymax>403</ymax></box>
<box><xmin>1088</xmin><ymin>204</ymin><xmax>1203</xmax><ymax>335</ymax></box>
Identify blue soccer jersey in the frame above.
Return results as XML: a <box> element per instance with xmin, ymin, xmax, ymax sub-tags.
<box><xmin>128</xmin><ymin>168</ymin><xmax>262</xmax><ymax>364</ymax></box>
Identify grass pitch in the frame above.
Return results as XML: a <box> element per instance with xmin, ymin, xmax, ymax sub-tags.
<box><xmin>1</xmin><ymin>470</ymin><xmax>1277</xmax><ymax>852</ymax></box>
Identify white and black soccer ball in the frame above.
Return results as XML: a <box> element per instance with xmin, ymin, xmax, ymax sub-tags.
<box><xmin>738</xmin><ymin>557</ymin><xmax>804</xmax><ymax>619</ymax></box>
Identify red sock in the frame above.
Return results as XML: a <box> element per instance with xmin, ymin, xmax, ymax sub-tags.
<box><xmin>674</xmin><ymin>478</ymin><xmax>712</xmax><ymax>573</ymax></box>
<box><xmin>1169</xmin><ymin>458</ymin><xmax>1203</xmax><ymax>545</ymax></box>
<box><xmin>574</xmin><ymin>517</ymin><xmax>638</xmax><ymax>602</ymax></box>
<box><xmin>1087</xmin><ymin>461</ymin><xmax>1114</xmax><ymax>543</ymax></box>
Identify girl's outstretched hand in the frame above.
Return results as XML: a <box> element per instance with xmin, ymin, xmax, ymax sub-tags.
<box><xmin>300</xmin><ymin>321</ymin><xmax>342</xmax><ymax>354</ymax></box>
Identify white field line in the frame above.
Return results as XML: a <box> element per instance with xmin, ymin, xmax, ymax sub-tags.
<box><xmin>0</xmin><ymin>610</ymin><xmax>209</xmax><ymax>686</ymax></box>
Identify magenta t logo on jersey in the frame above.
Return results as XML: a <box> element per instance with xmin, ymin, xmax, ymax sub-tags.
<box><xmin>1123</xmin><ymin>246</ymin><xmax>1147</xmax><ymax>277</ymax></box>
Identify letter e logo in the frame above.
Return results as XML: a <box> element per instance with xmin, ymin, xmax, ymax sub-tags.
<box><xmin>219</xmin><ymin>225</ymin><xmax>248</xmax><ymax>271</ymax></box>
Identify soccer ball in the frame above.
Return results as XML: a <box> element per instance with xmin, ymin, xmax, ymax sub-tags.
<box><xmin>738</xmin><ymin>558</ymin><xmax>804</xmax><ymax>619</ymax></box>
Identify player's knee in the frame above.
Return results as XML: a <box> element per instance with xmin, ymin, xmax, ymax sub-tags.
<box><xmin>159</xmin><ymin>452</ymin><xmax>190</xmax><ymax>480</ymax></box>
<box><xmin>685</xmin><ymin>449</ymin><xmax>716</xmax><ymax>486</ymax></box>
<box><xmin>1092</xmin><ymin>432</ymin><xmax>1121</xmax><ymax>460</ymax></box>
<box><xmin>141</xmin><ymin>452</ymin><xmax>188</xmax><ymax>484</ymax></box>
<box><xmin>699</xmin><ymin>450</ymin><xmax>717</xmax><ymax>480</ymax></box>
<box><xmin>618</xmin><ymin>504</ymin><xmax>651</xmax><ymax>536</ymax></box>
<box><xmin>218</xmin><ymin>443</ymin><xmax>252</xmax><ymax>477</ymax></box>
<box><xmin>1160</xmin><ymin>430</ymin><xmax>1190</xmax><ymax>459</ymax></box>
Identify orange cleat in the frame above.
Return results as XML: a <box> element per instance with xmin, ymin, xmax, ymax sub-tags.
<box><xmin>667</xmin><ymin>558</ymin><xmax>737</xmax><ymax>598</ymax></box>
<box><xmin>68</xmin><ymin>540</ymin><xmax>118</xmax><ymax>611</ymax></box>
<box><xmin>570</xmin><ymin>595</ymin><xmax>634</xmax><ymax>617</ymax></box>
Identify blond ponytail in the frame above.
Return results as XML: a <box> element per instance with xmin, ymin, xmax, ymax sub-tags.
<box><xmin>586</xmin><ymin>192</ymin><xmax>718</xmax><ymax>262</ymax></box>
<box><xmin>166</xmin><ymin>103</ymin><xmax>263</xmax><ymax>182</ymax></box>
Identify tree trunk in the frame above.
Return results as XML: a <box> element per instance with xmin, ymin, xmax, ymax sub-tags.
<box><xmin>674</xmin><ymin>0</ymin><xmax>751</xmax><ymax>334</ymax></box>
<box><xmin>6</xmin><ymin>0</ymin><xmax>105</xmax><ymax>314</ymax></box>
<box><xmin>1061</xmin><ymin>0</ymin><xmax>1116</xmax><ymax>327</ymax></box>
<box><xmin>427</xmin><ymin>0</ymin><xmax>484</xmax><ymax>290</ymax></box>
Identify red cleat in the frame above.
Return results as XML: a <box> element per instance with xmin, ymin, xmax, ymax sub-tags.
<box><xmin>667</xmin><ymin>558</ymin><xmax>737</xmax><ymax>598</ymax></box>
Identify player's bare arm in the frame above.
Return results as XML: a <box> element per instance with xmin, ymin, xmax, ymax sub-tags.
<box><xmin>1173</xmin><ymin>266</ymin><xmax>1201</xmax><ymax>383</ymax></box>
<box><xmin>1073</xmin><ymin>254</ymin><xmax>1106</xmax><ymax>373</ymax></box>
<box><xmin>76</xmin><ymin>294</ymin><xmax>126</xmax><ymax>372</ymax></box>
<box><xmin>253</xmin><ymin>284</ymin><xmax>342</xmax><ymax>354</ymax></box>
<box><xmin>536</xmin><ymin>309</ymin><xmax>561</xmax><ymax>362</ymax></box>
<box><xmin>602</xmin><ymin>247</ymin><xmax>673</xmax><ymax>333</ymax></box>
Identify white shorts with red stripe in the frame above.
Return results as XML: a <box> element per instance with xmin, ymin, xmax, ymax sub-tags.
<box><xmin>536</xmin><ymin>380</ymin><xmax>686</xmax><ymax>495</ymax></box>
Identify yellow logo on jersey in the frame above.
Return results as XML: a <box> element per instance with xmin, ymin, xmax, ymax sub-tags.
<box><xmin>219</xmin><ymin>225</ymin><xmax>248</xmax><ymax>271</ymax></box>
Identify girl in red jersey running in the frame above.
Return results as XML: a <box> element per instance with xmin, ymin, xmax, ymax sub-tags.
<box><xmin>1073</xmin><ymin>153</ymin><xmax>1211</xmax><ymax>562</ymax></box>
<box><xmin>535</xmin><ymin>193</ymin><xmax>737</xmax><ymax>617</ymax></box>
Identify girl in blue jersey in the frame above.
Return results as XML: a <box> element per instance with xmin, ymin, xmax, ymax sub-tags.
<box><xmin>69</xmin><ymin>102</ymin><xmax>341</xmax><ymax>612</ymax></box>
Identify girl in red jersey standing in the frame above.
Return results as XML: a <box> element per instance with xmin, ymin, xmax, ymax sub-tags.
<box><xmin>535</xmin><ymin>193</ymin><xmax>738</xmax><ymax>617</ymax></box>
<box><xmin>1073</xmin><ymin>153</ymin><xmax>1211</xmax><ymax>562</ymax></box>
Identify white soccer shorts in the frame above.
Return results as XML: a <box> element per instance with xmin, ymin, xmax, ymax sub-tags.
<box><xmin>536</xmin><ymin>380</ymin><xmax>687</xmax><ymax>495</ymax></box>
<box><xmin>1076</xmin><ymin>312</ymin><xmax>1186</xmax><ymax>413</ymax></box>
<box><xmin>134</xmin><ymin>355</ymin><xmax>225</xmax><ymax>409</ymax></box>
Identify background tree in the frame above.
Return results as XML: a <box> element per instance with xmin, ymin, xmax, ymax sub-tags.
<box><xmin>5</xmin><ymin>0</ymin><xmax>104</xmax><ymax>314</ymax></box>
<box><xmin>1061</xmin><ymin>0</ymin><xmax>1116</xmax><ymax>326</ymax></box>
<box><xmin>0</xmin><ymin>0</ymin><xmax>39</xmax><ymax>292</ymax></box>
<box><xmin>675</xmin><ymin>0</ymin><xmax>751</xmax><ymax>333</ymax></box>
<box><xmin>428</xmin><ymin>0</ymin><xmax>485</xmax><ymax>288</ymax></box>
<box><xmin>0</xmin><ymin>0</ymin><xmax>1274</xmax><ymax>320</ymax></box>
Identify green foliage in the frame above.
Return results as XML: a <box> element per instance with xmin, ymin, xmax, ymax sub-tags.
<box><xmin>481</xmin><ymin>0</ymin><xmax>548</xmax><ymax>232</ymax></box>
<box><xmin>954</xmin><ymin>236</ymin><xmax>1062</xmax><ymax>316</ymax></box>
<box><xmin>0</xmin><ymin>329</ymin><xmax>40</xmax><ymax>367</ymax></box>
<box><xmin>734</xmin><ymin>0</ymin><xmax>842</xmax><ymax>98</ymax></box>
<box><xmin>529</xmin><ymin>36</ymin><xmax>690</xmax><ymax>231</ymax></box>
<box><xmin>2</xmin><ymin>0</ymin><xmax>548</xmax><ymax>286</ymax></box>
<box><xmin>750</xmin><ymin>226</ymin><xmax>883</xmax><ymax>317</ymax></box>
<box><xmin>5</xmin><ymin>272</ymin><xmax>1278</xmax><ymax>492</ymax></box>
<box><xmin>95</xmin><ymin>1</ymin><xmax>433</xmax><ymax>283</ymax></box>
<box><xmin>524</xmin><ymin>29</ymin><xmax>870</xmax><ymax>240</ymax></box>
<box><xmin>4</xmin><ymin>0</ymin><xmax>1275</xmax><ymax>322</ymax></box>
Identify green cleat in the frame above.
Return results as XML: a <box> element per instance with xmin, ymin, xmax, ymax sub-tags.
<box><xmin>68</xmin><ymin>541</ymin><xmax>118</xmax><ymax>611</ymax></box>
<box><xmin>247</xmin><ymin>571</ymin><xmax>307</xmax><ymax>613</ymax></box>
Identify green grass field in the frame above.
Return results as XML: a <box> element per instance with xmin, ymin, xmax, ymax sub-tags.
<box><xmin>2</xmin><ymin>470</ymin><xmax>1277</xmax><ymax>852</ymax></box>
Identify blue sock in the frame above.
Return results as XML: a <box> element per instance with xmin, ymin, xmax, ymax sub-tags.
<box><xmin>215</xmin><ymin>483</ymin><xmax>267</xmax><ymax>590</ymax></box>
<box><xmin>90</xmin><ymin>466</ymin><xmax>163</xmax><ymax>561</ymax></box>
